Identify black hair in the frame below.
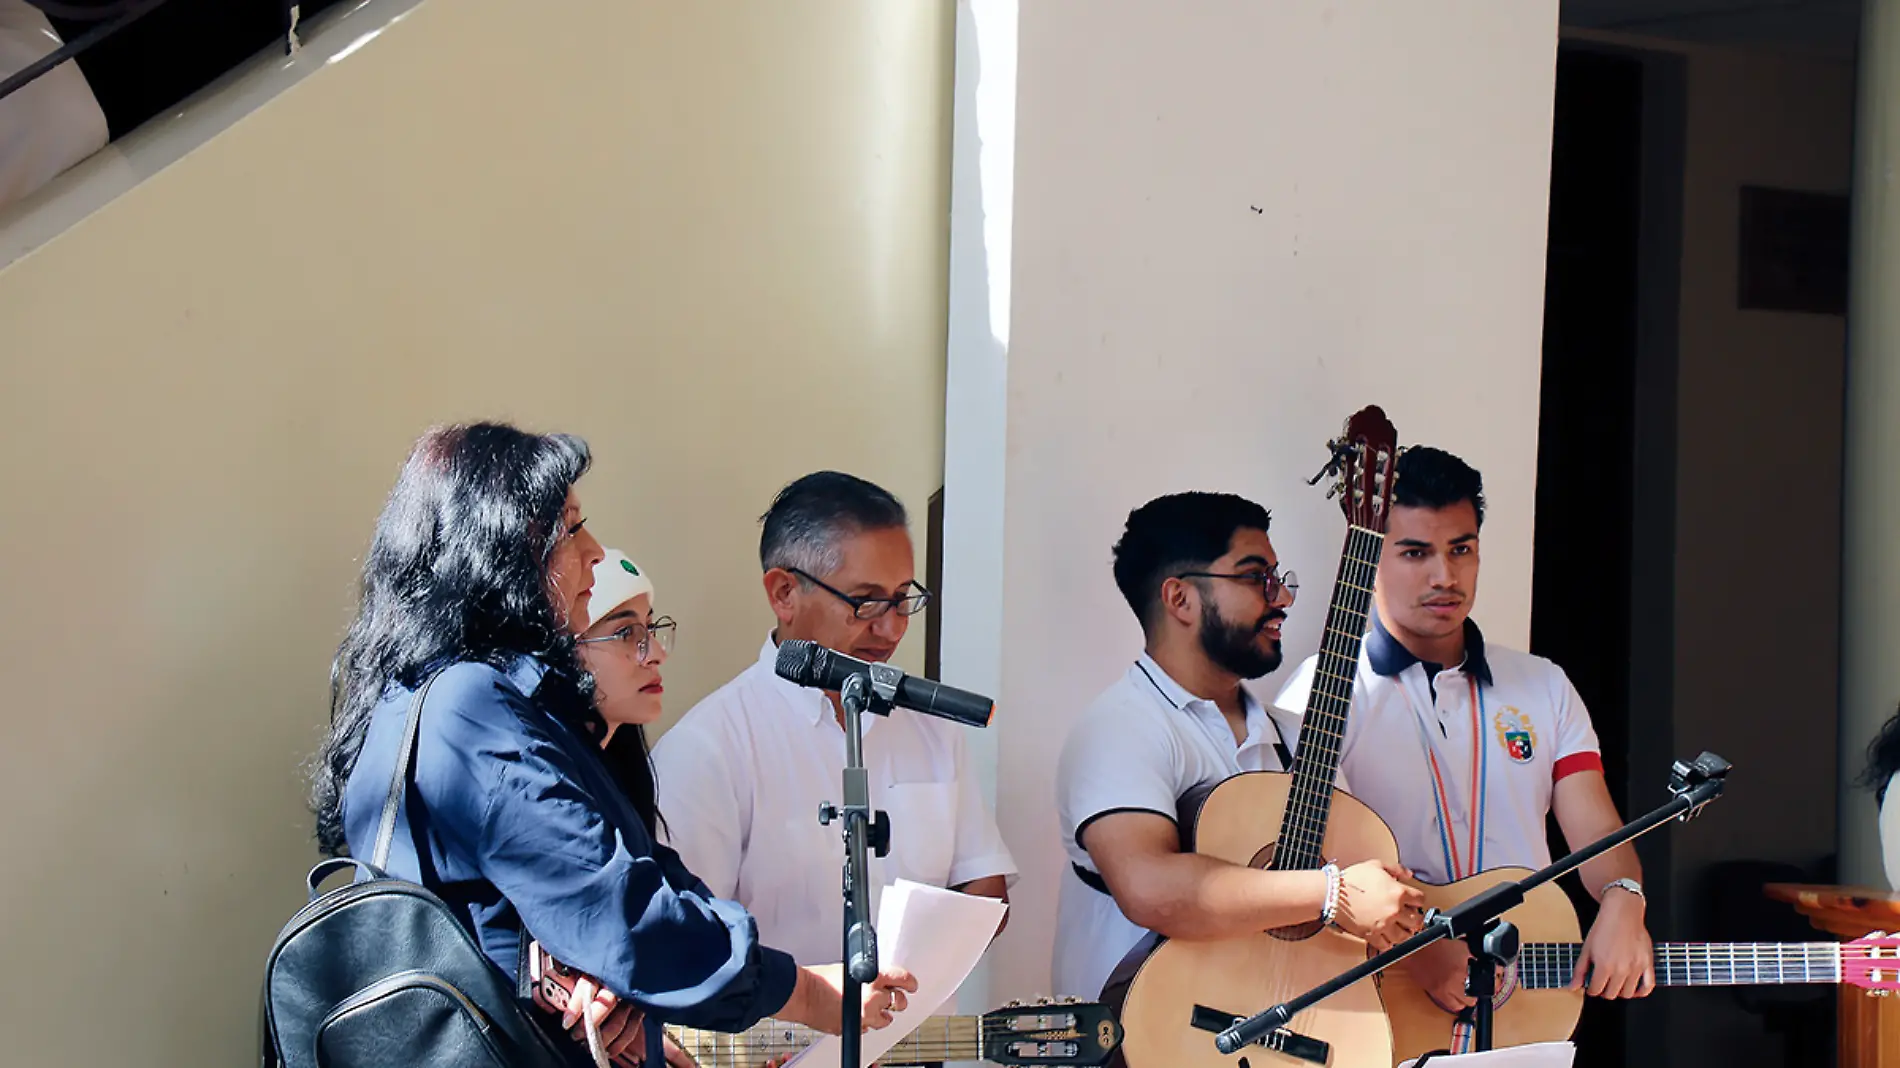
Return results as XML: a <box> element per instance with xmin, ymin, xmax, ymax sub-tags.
<box><xmin>309</xmin><ymin>422</ymin><xmax>654</xmax><ymax>854</ymax></box>
<box><xmin>1112</xmin><ymin>491</ymin><xmax>1274</xmax><ymax>632</ymax></box>
<box><xmin>1860</xmin><ymin>703</ymin><xmax>1900</xmax><ymax>805</ymax></box>
<box><xmin>1393</xmin><ymin>445</ymin><xmax>1487</xmax><ymax>526</ymax></box>
<box><xmin>758</xmin><ymin>470</ymin><xmax>908</xmax><ymax>576</ymax></box>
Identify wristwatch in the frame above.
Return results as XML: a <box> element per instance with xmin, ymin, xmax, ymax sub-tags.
<box><xmin>1602</xmin><ymin>878</ymin><xmax>1644</xmax><ymax>900</ymax></box>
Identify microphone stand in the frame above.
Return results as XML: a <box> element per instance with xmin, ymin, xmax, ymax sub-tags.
<box><xmin>819</xmin><ymin>671</ymin><xmax>895</xmax><ymax>1068</ymax></box>
<box><xmin>1214</xmin><ymin>751</ymin><xmax>1733</xmax><ymax>1058</ymax></box>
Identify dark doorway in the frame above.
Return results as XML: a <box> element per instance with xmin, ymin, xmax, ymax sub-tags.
<box><xmin>1531</xmin><ymin>42</ymin><xmax>1672</xmax><ymax>1068</ymax></box>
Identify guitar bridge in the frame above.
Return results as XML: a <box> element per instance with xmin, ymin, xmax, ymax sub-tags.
<box><xmin>1191</xmin><ymin>1005</ymin><xmax>1330</xmax><ymax>1065</ymax></box>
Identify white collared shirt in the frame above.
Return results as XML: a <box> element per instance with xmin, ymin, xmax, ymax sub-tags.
<box><xmin>1272</xmin><ymin>618</ymin><xmax>1602</xmax><ymax>886</ymax></box>
<box><xmin>1052</xmin><ymin>654</ymin><xmax>1324</xmax><ymax>999</ymax></box>
<box><xmin>652</xmin><ymin>637</ymin><xmax>1018</xmax><ymax>965</ymax></box>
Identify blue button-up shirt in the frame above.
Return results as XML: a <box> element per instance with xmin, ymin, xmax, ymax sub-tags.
<box><xmin>343</xmin><ymin>656</ymin><xmax>798</xmax><ymax>1066</ymax></box>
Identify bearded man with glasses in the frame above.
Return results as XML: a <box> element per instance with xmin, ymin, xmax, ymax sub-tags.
<box><xmin>653</xmin><ymin>471</ymin><xmax>1017</xmax><ymax>969</ymax></box>
<box><xmin>1053</xmin><ymin>490</ymin><xmax>1423</xmax><ymax>1011</ymax></box>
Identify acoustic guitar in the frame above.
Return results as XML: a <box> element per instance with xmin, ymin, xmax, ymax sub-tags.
<box><xmin>1114</xmin><ymin>406</ymin><xmax>1406</xmax><ymax>1068</ymax></box>
<box><xmin>670</xmin><ymin>997</ymin><xmax>1123</xmax><ymax>1068</ymax></box>
<box><xmin>532</xmin><ymin>946</ymin><xmax>1121</xmax><ymax>1068</ymax></box>
<box><xmin>1384</xmin><ymin>868</ymin><xmax>1900</xmax><ymax>1064</ymax></box>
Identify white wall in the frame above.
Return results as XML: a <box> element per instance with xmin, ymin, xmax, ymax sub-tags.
<box><xmin>940</xmin><ymin>0</ymin><xmax>1017</xmax><ymax>1022</ymax></box>
<box><xmin>943</xmin><ymin>0</ymin><xmax>1564</xmax><ymax>1001</ymax></box>
<box><xmin>0</xmin><ymin>2</ymin><xmax>955</xmax><ymax>1065</ymax></box>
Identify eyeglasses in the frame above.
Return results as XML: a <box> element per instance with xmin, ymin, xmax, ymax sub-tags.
<box><xmin>787</xmin><ymin>567</ymin><xmax>933</xmax><ymax>620</ymax></box>
<box><xmin>576</xmin><ymin>616</ymin><xmax>677</xmax><ymax>663</ymax></box>
<box><xmin>1176</xmin><ymin>568</ymin><xmax>1299</xmax><ymax>605</ymax></box>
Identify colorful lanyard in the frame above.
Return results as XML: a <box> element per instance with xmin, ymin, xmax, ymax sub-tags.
<box><xmin>1410</xmin><ymin>674</ymin><xmax>1489</xmax><ymax>881</ymax></box>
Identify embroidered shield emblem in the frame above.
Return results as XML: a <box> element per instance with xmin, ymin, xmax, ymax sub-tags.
<box><xmin>1493</xmin><ymin>707</ymin><xmax>1537</xmax><ymax>763</ymax></box>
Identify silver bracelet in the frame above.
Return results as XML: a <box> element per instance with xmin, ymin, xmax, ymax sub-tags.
<box><xmin>1320</xmin><ymin>862</ymin><xmax>1342</xmax><ymax>927</ymax></box>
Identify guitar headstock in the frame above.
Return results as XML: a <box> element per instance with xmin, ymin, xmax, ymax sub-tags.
<box><xmin>1843</xmin><ymin>932</ymin><xmax>1900</xmax><ymax>993</ymax></box>
<box><xmin>982</xmin><ymin>997</ymin><xmax>1122</xmax><ymax>1066</ymax></box>
<box><xmin>1306</xmin><ymin>405</ymin><xmax>1400</xmax><ymax>533</ymax></box>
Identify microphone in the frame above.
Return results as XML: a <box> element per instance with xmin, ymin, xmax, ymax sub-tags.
<box><xmin>774</xmin><ymin>639</ymin><xmax>993</xmax><ymax>729</ymax></box>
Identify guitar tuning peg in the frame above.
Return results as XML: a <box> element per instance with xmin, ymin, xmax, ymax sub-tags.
<box><xmin>1003</xmin><ymin>999</ymin><xmax>1022</xmax><ymax>1008</ymax></box>
<box><xmin>1058</xmin><ymin>995</ymin><xmax>1079</xmax><ymax>1004</ymax></box>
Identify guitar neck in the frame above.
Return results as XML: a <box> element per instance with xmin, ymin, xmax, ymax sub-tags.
<box><xmin>668</xmin><ymin>1013</ymin><xmax>982</xmax><ymax>1068</ymax></box>
<box><xmin>1517</xmin><ymin>942</ymin><xmax>1844</xmax><ymax>989</ymax></box>
<box><xmin>1276</xmin><ymin>524</ymin><xmax>1383</xmax><ymax>870</ymax></box>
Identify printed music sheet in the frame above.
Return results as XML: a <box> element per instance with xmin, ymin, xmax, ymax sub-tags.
<box><xmin>1399</xmin><ymin>1041</ymin><xmax>1577</xmax><ymax>1068</ymax></box>
<box><xmin>787</xmin><ymin>878</ymin><xmax>1008</xmax><ymax>1068</ymax></box>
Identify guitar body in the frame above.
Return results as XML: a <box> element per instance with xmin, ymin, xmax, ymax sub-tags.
<box><xmin>1383</xmin><ymin>867</ymin><xmax>1582</xmax><ymax>1066</ymax></box>
<box><xmin>1117</xmin><ymin>771</ymin><xmax>1404</xmax><ymax>1068</ymax></box>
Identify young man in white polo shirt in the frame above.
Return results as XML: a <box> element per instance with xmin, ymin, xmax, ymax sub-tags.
<box><xmin>1053</xmin><ymin>491</ymin><xmax>1424</xmax><ymax>1003</ymax></box>
<box><xmin>1273</xmin><ymin>446</ymin><xmax>1654</xmax><ymax>1014</ymax></box>
<box><xmin>653</xmin><ymin>471</ymin><xmax>1016</xmax><ymax>967</ymax></box>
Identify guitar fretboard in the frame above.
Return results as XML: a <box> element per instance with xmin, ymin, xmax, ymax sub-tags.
<box><xmin>670</xmin><ymin>1014</ymin><xmax>983</xmax><ymax>1068</ymax></box>
<box><xmin>1516</xmin><ymin>942</ymin><xmax>1843</xmax><ymax>990</ymax></box>
<box><xmin>1277</xmin><ymin>524</ymin><xmax>1383</xmax><ymax>870</ymax></box>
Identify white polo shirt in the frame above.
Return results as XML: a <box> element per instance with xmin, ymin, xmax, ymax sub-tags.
<box><xmin>1053</xmin><ymin>655</ymin><xmax>1329</xmax><ymax>999</ymax></box>
<box><xmin>652</xmin><ymin>637</ymin><xmax>1018</xmax><ymax>965</ymax></box>
<box><xmin>1272</xmin><ymin>617</ymin><xmax>1603</xmax><ymax>886</ymax></box>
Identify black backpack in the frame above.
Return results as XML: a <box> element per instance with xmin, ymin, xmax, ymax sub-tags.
<box><xmin>259</xmin><ymin>672</ymin><xmax>578</xmax><ymax>1068</ymax></box>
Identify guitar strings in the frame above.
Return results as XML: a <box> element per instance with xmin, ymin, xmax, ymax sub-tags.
<box><xmin>1267</xmin><ymin>526</ymin><xmax>1383</xmax><ymax>1050</ymax></box>
<box><xmin>1506</xmin><ymin>942</ymin><xmax>1857</xmax><ymax>988</ymax></box>
<box><xmin>669</xmin><ymin>1015</ymin><xmax>1104</xmax><ymax>1061</ymax></box>
<box><xmin>1279</xmin><ymin>525</ymin><xmax>1379</xmax><ymax>867</ymax></box>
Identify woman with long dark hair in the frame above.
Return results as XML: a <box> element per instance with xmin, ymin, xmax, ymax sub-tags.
<box><xmin>1860</xmin><ymin>702</ymin><xmax>1900</xmax><ymax>889</ymax></box>
<box><xmin>312</xmin><ymin>422</ymin><xmax>913</xmax><ymax>1068</ymax></box>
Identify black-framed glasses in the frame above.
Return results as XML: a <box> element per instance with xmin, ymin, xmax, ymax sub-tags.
<box><xmin>787</xmin><ymin>567</ymin><xmax>933</xmax><ymax>620</ymax></box>
<box><xmin>576</xmin><ymin>616</ymin><xmax>677</xmax><ymax>663</ymax></box>
<box><xmin>1176</xmin><ymin>568</ymin><xmax>1299</xmax><ymax>605</ymax></box>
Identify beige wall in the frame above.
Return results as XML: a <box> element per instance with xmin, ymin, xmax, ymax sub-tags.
<box><xmin>0</xmin><ymin>2</ymin><xmax>954</xmax><ymax>1065</ymax></box>
<box><xmin>975</xmin><ymin>0</ymin><xmax>1563</xmax><ymax>1002</ymax></box>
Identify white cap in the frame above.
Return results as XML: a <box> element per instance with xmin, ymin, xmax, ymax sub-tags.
<box><xmin>585</xmin><ymin>549</ymin><xmax>655</xmax><ymax>629</ymax></box>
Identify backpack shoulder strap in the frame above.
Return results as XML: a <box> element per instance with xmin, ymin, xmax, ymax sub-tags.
<box><xmin>371</xmin><ymin>669</ymin><xmax>445</xmax><ymax>870</ymax></box>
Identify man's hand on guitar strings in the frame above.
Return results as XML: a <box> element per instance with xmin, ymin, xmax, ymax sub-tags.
<box><xmin>1332</xmin><ymin>860</ymin><xmax>1427</xmax><ymax>951</ymax></box>
<box><xmin>1570</xmin><ymin>890</ymin><xmax>1655</xmax><ymax>999</ymax></box>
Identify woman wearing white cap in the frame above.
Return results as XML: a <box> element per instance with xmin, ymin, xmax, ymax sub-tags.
<box><xmin>576</xmin><ymin>550</ymin><xmax>676</xmax><ymax>742</ymax></box>
<box><xmin>566</xmin><ymin>551</ymin><xmax>868</xmax><ymax>1067</ymax></box>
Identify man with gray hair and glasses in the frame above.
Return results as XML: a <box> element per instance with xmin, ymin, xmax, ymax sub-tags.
<box><xmin>653</xmin><ymin>471</ymin><xmax>1016</xmax><ymax>968</ymax></box>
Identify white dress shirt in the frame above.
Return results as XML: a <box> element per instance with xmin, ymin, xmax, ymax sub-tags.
<box><xmin>653</xmin><ymin>637</ymin><xmax>1018</xmax><ymax>965</ymax></box>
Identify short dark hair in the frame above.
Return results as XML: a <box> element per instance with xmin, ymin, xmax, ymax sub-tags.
<box><xmin>759</xmin><ymin>470</ymin><xmax>909</xmax><ymax>576</ymax></box>
<box><xmin>1112</xmin><ymin>491</ymin><xmax>1273</xmax><ymax>631</ymax></box>
<box><xmin>1393</xmin><ymin>446</ymin><xmax>1486</xmax><ymax>526</ymax></box>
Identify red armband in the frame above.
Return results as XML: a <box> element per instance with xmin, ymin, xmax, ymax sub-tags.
<box><xmin>1553</xmin><ymin>751</ymin><xmax>1603</xmax><ymax>782</ymax></box>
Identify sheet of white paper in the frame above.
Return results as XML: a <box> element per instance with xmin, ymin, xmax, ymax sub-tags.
<box><xmin>783</xmin><ymin>879</ymin><xmax>1007</xmax><ymax>1068</ymax></box>
<box><xmin>1398</xmin><ymin>1041</ymin><xmax>1576</xmax><ymax>1068</ymax></box>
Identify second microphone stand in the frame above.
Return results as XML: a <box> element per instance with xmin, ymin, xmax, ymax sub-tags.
<box><xmin>818</xmin><ymin>670</ymin><xmax>899</xmax><ymax>1068</ymax></box>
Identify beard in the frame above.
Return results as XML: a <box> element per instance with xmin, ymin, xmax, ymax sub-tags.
<box><xmin>1199</xmin><ymin>599</ymin><xmax>1286</xmax><ymax>679</ymax></box>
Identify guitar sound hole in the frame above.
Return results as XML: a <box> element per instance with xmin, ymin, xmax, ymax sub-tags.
<box><xmin>1239</xmin><ymin>1059</ymin><xmax>1251</xmax><ymax>1068</ymax></box>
